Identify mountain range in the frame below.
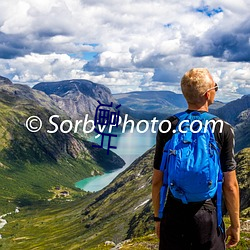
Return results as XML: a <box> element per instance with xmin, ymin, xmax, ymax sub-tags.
<box><xmin>114</xmin><ymin>91</ymin><xmax>186</xmax><ymax>119</ymax></box>
<box><xmin>0</xmin><ymin>75</ymin><xmax>12</xmax><ymax>85</ymax></box>
<box><xmin>114</xmin><ymin>90</ymin><xmax>250</xmax><ymax>152</ymax></box>
<box><xmin>33</xmin><ymin>79</ymin><xmax>120</xmax><ymax>121</ymax></box>
<box><xmin>0</xmin><ymin>76</ymin><xmax>249</xmax><ymax>249</ymax></box>
<box><xmin>212</xmin><ymin>94</ymin><xmax>250</xmax><ymax>152</ymax></box>
<box><xmin>114</xmin><ymin>91</ymin><xmax>225</xmax><ymax>120</ymax></box>
<box><xmin>212</xmin><ymin>94</ymin><xmax>250</xmax><ymax>125</ymax></box>
<box><xmin>0</xmin><ymin>79</ymin><xmax>124</xmax><ymax>213</ymax></box>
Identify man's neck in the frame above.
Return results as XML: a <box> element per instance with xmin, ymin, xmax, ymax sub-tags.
<box><xmin>187</xmin><ymin>103</ymin><xmax>209</xmax><ymax>112</ymax></box>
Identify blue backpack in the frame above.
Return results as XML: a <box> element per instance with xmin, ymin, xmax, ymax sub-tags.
<box><xmin>158</xmin><ymin>111</ymin><xmax>223</xmax><ymax>228</ymax></box>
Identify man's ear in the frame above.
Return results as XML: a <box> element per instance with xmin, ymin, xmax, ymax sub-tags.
<box><xmin>204</xmin><ymin>92</ymin><xmax>209</xmax><ymax>100</ymax></box>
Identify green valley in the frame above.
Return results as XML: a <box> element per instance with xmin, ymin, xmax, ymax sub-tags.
<box><xmin>0</xmin><ymin>82</ymin><xmax>124</xmax><ymax>214</ymax></box>
<box><xmin>0</xmin><ymin>77</ymin><xmax>249</xmax><ymax>249</ymax></box>
<box><xmin>0</xmin><ymin>147</ymin><xmax>249</xmax><ymax>249</ymax></box>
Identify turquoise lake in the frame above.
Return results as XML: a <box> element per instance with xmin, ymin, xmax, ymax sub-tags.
<box><xmin>75</xmin><ymin>127</ymin><xmax>156</xmax><ymax>192</ymax></box>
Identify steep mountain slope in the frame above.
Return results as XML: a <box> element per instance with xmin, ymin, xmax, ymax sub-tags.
<box><xmin>79</xmin><ymin>147</ymin><xmax>250</xmax><ymax>248</ymax></box>
<box><xmin>80</xmin><ymin>147</ymin><xmax>155</xmax><ymax>248</ymax></box>
<box><xmin>0</xmin><ymin>76</ymin><xmax>248</xmax><ymax>249</ymax></box>
<box><xmin>235</xmin><ymin>148</ymin><xmax>250</xmax><ymax>214</ymax></box>
<box><xmin>0</xmin><ymin>76</ymin><xmax>12</xmax><ymax>85</ymax></box>
<box><xmin>0</xmin><ymin>148</ymin><xmax>154</xmax><ymax>249</ymax></box>
<box><xmin>209</xmin><ymin>100</ymin><xmax>225</xmax><ymax>110</ymax></box>
<box><xmin>234</xmin><ymin>108</ymin><xmax>250</xmax><ymax>152</ymax></box>
<box><xmin>0</xmin><ymin>81</ymin><xmax>124</xmax><ymax>212</ymax></box>
<box><xmin>213</xmin><ymin>94</ymin><xmax>250</xmax><ymax>126</ymax></box>
<box><xmin>33</xmin><ymin>79</ymin><xmax>120</xmax><ymax>120</ymax></box>
<box><xmin>209</xmin><ymin>94</ymin><xmax>250</xmax><ymax>152</ymax></box>
<box><xmin>1</xmin><ymin>147</ymin><xmax>249</xmax><ymax>249</ymax></box>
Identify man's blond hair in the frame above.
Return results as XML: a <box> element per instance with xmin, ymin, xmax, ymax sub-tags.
<box><xmin>181</xmin><ymin>68</ymin><xmax>214</xmax><ymax>104</ymax></box>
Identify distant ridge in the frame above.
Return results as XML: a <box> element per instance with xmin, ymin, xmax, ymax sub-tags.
<box><xmin>212</xmin><ymin>94</ymin><xmax>250</xmax><ymax>152</ymax></box>
<box><xmin>114</xmin><ymin>90</ymin><xmax>224</xmax><ymax>119</ymax></box>
<box><xmin>213</xmin><ymin>94</ymin><xmax>250</xmax><ymax>125</ymax></box>
<box><xmin>114</xmin><ymin>90</ymin><xmax>187</xmax><ymax>112</ymax></box>
<box><xmin>33</xmin><ymin>79</ymin><xmax>111</xmax><ymax>98</ymax></box>
<box><xmin>0</xmin><ymin>83</ymin><xmax>124</xmax><ymax>212</ymax></box>
<box><xmin>33</xmin><ymin>79</ymin><xmax>119</xmax><ymax>120</ymax></box>
<box><xmin>0</xmin><ymin>75</ymin><xmax>12</xmax><ymax>85</ymax></box>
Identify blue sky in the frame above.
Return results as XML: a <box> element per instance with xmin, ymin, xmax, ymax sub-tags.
<box><xmin>0</xmin><ymin>0</ymin><xmax>249</xmax><ymax>102</ymax></box>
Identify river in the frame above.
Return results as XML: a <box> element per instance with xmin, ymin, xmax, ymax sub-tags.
<box><xmin>75</xmin><ymin>127</ymin><xmax>156</xmax><ymax>192</ymax></box>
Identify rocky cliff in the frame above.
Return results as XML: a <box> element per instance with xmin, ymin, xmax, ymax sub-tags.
<box><xmin>0</xmin><ymin>77</ymin><xmax>124</xmax><ymax>212</ymax></box>
<box><xmin>234</xmin><ymin>108</ymin><xmax>250</xmax><ymax>152</ymax></box>
<box><xmin>33</xmin><ymin>79</ymin><xmax>120</xmax><ymax>120</ymax></box>
<box><xmin>213</xmin><ymin>94</ymin><xmax>250</xmax><ymax>125</ymax></box>
<box><xmin>235</xmin><ymin>148</ymin><xmax>250</xmax><ymax>215</ymax></box>
<box><xmin>0</xmin><ymin>75</ymin><xmax>12</xmax><ymax>85</ymax></box>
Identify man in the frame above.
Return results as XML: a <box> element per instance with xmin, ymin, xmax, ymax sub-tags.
<box><xmin>152</xmin><ymin>68</ymin><xmax>240</xmax><ymax>249</ymax></box>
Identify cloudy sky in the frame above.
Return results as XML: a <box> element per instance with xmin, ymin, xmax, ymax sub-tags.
<box><xmin>0</xmin><ymin>0</ymin><xmax>249</xmax><ymax>102</ymax></box>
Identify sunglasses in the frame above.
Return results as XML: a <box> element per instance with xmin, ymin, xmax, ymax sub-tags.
<box><xmin>203</xmin><ymin>83</ymin><xmax>218</xmax><ymax>95</ymax></box>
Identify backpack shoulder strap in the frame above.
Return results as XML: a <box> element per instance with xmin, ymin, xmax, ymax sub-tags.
<box><xmin>173</xmin><ymin>111</ymin><xmax>189</xmax><ymax>121</ymax></box>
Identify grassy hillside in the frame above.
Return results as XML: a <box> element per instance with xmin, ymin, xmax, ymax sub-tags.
<box><xmin>0</xmin><ymin>199</ymin><xmax>89</xmax><ymax>249</ymax></box>
<box><xmin>1</xmin><ymin>204</ymin><xmax>249</xmax><ymax>250</ymax></box>
<box><xmin>0</xmin><ymin>80</ymin><xmax>249</xmax><ymax>249</ymax></box>
<box><xmin>0</xmin><ymin>84</ymin><xmax>124</xmax><ymax>213</ymax></box>
<box><xmin>1</xmin><ymin>147</ymin><xmax>249</xmax><ymax>249</ymax></box>
<box><xmin>89</xmin><ymin>218</ymin><xmax>250</xmax><ymax>250</ymax></box>
<box><xmin>0</xmin><ymin>148</ymin><xmax>155</xmax><ymax>249</ymax></box>
<box><xmin>235</xmin><ymin>148</ymin><xmax>250</xmax><ymax>214</ymax></box>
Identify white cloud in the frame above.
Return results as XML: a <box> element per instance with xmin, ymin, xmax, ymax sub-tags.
<box><xmin>0</xmin><ymin>0</ymin><xmax>249</xmax><ymax>101</ymax></box>
<box><xmin>70</xmin><ymin>69</ymin><xmax>154</xmax><ymax>94</ymax></box>
<box><xmin>0</xmin><ymin>53</ymin><xmax>87</xmax><ymax>85</ymax></box>
<box><xmin>0</xmin><ymin>1</ymin><xmax>31</xmax><ymax>34</ymax></box>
